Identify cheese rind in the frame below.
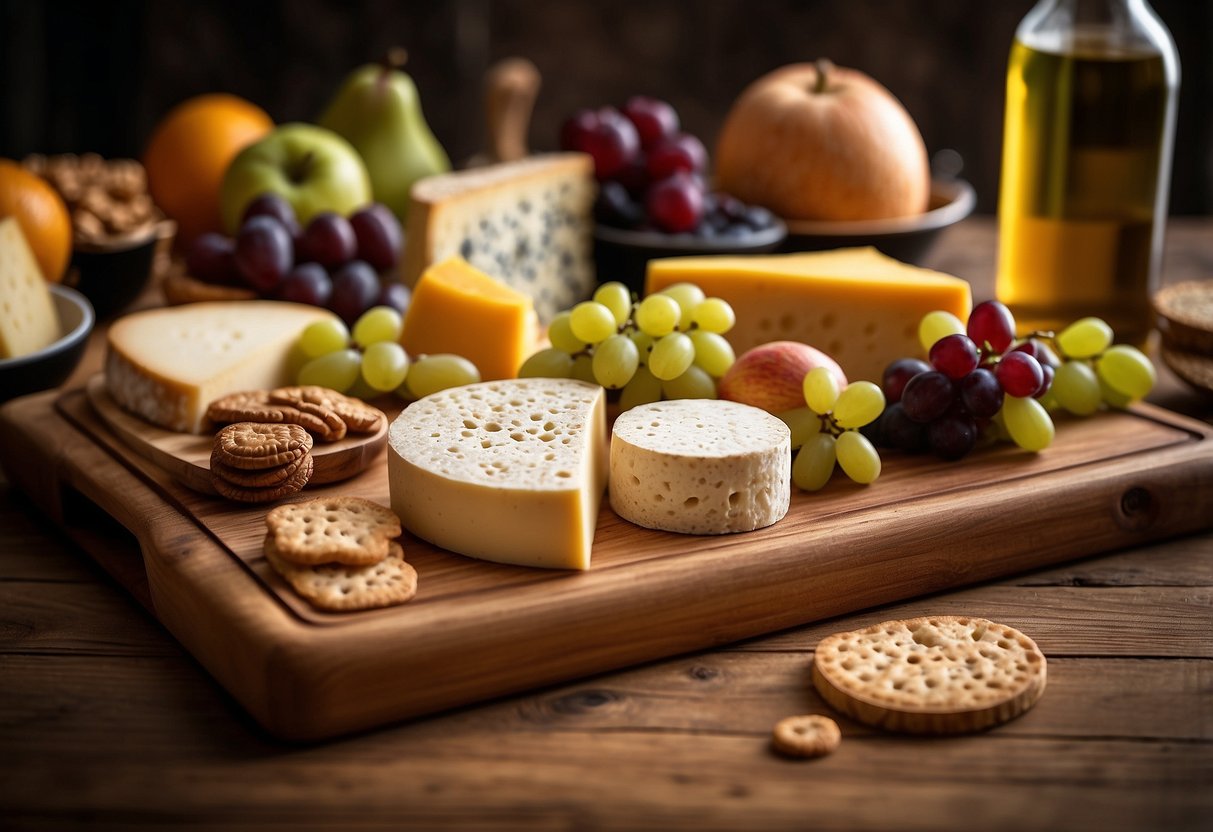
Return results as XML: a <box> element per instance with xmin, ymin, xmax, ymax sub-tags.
<box><xmin>0</xmin><ymin>218</ymin><xmax>59</xmax><ymax>359</ymax></box>
<box><xmin>388</xmin><ymin>379</ymin><xmax>607</xmax><ymax>570</ymax></box>
<box><xmin>645</xmin><ymin>247</ymin><xmax>972</xmax><ymax>383</ymax></box>
<box><xmin>610</xmin><ymin>400</ymin><xmax>791</xmax><ymax>535</ymax></box>
<box><xmin>105</xmin><ymin>301</ymin><xmax>336</xmax><ymax>433</ymax></box>
<box><xmin>403</xmin><ymin>154</ymin><xmax>596</xmax><ymax>323</ymax></box>
<box><xmin>401</xmin><ymin>256</ymin><xmax>537</xmax><ymax>380</ymax></box>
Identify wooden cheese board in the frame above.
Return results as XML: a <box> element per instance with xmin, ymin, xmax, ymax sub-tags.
<box><xmin>2</xmin><ymin>381</ymin><xmax>1212</xmax><ymax>740</ymax></box>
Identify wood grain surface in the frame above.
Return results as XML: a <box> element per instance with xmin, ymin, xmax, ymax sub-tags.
<box><xmin>1</xmin><ymin>218</ymin><xmax>1211</xmax><ymax>830</ymax></box>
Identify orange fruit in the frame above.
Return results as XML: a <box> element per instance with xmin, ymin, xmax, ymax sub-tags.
<box><xmin>0</xmin><ymin>159</ymin><xmax>73</xmax><ymax>283</ymax></box>
<box><xmin>143</xmin><ymin>93</ymin><xmax>273</xmax><ymax>245</ymax></box>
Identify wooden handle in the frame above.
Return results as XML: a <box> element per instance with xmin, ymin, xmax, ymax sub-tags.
<box><xmin>484</xmin><ymin>57</ymin><xmax>541</xmax><ymax>163</ymax></box>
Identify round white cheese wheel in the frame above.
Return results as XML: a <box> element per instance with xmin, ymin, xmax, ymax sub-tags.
<box><xmin>610</xmin><ymin>399</ymin><xmax>791</xmax><ymax>535</ymax></box>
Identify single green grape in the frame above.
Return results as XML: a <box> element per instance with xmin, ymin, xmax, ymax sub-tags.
<box><xmin>593</xmin><ymin>282</ymin><xmax>633</xmax><ymax>328</ymax></box>
<box><xmin>662</xmin><ymin>365</ymin><xmax>717</xmax><ymax>400</ymax></box>
<box><xmin>918</xmin><ymin>310</ymin><xmax>966</xmax><ymax>353</ymax></box>
<box><xmin>570</xmin><ymin>354</ymin><xmax>596</xmax><ymax>384</ymax></box>
<box><xmin>628</xmin><ymin>328</ymin><xmax>655</xmax><ymax>357</ymax></box>
<box><xmin>777</xmin><ymin>407</ymin><xmax>821</xmax><ymax>450</ymax></box>
<box><xmin>1052</xmin><ymin>360</ymin><xmax>1102</xmax><ymax>416</ymax></box>
<box><xmin>634</xmin><ymin>294</ymin><xmax>681</xmax><ymax>337</ymax></box>
<box><xmin>619</xmin><ymin>366</ymin><xmax>663</xmax><ymax>410</ymax></box>
<box><xmin>792</xmin><ymin>433</ymin><xmax>837</xmax><ymax>492</ymax></box>
<box><xmin>648</xmin><ymin>332</ymin><xmax>695</xmax><ymax>380</ymax></box>
<box><xmin>592</xmin><ymin>334</ymin><xmax>640</xmax><ymax>389</ymax></box>
<box><xmin>361</xmin><ymin>341</ymin><xmax>409</xmax><ymax>392</ymax></box>
<box><xmin>1001</xmin><ymin>395</ymin><xmax>1054</xmax><ymax>452</ymax></box>
<box><xmin>1057</xmin><ymin>317</ymin><xmax>1114</xmax><ymax>359</ymax></box>
<box><xmin>351</xmin><ymin>306</ymin><xmax>403</xmax><ymax>348</ymax></box>
<box><xmin>298</xmin><ymin>318</ymin><xmax>350</xmax><ymax>359</ymax></box>
<box><xmin>835</xmin><ymin>430</ymin><xmax>881</xmax><ymax>484</ymax></box>
<box><xmin>802</xmin><ymin>366</ymin><xmax>841</xmax><ymax>415</ymax></box>
<box><xmin>518</xmin><ymin>347</ymin><xmax>575</xmax><ymax>379</ymax></box>
<box><xmin>833</xmin><ymin>381</ymin><xmax>885</xmax><ymax>429</ymax></box>
<box><xmin>691</xmin><ymin>297</ymin><xmax>736</xmax><ymax>334</ymax></box>
<box><xmin>548</xmin><ymin>312</ymin><xmax>586</xmax><ymax>354</ymax></box>
<box><xmin>298</xmin><ymin>348</ymin><xmax>361</xmax><ymax>392</ymax></box>
<box><xmin>1096</xmin><ymin>344</ymin><xmax>1155</xmax><ymax>401</ymax></box>
<box><xmin>405</xmin><ymin>354</ymin><xmax>480</xmax><ymax>399</ymax></box>
<box><xmin>568</xmin><ymin>301</ymin><xmax>618</xmax><ymax>344</ymax></box>
<box><xmin>660</xmin><ymin>282</ymin><xmax>706</xmax><ymax>329</ymax></box>
<box><xmin>688</xmin><ymin>330</ymin><xmax>735</xmax><ymax>377</ymax></box>
<box><xmin>1099</xmin><ymin>374</ymin><xmax>1133</xmax><ymax>409</ymax></box>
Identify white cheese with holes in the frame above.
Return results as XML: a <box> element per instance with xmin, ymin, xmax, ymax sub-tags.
<box><xmin>610</xmin><ymin>400</ymin><xmax>790</xmax><ymax>535</ymax></box>
<box><xmin>105</xmin><ymin>301</ymin><xmax>336</xmax><ymax>433</ymax></box>
<box><xmin>388</xmin><ymin>379</ymin><xmax>607</xmax><ymax>570</ymax></box>
<box><xmin>402</xmin><ymin>153</ymin><xmax>596</xmax><ymax>324</ymax></box>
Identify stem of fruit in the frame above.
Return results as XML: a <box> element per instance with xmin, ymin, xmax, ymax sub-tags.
<box><xmin>384</xmin><ymin>46</ymin><xmax>408</xmax><ymax>72</ymax></box>
<box><xmin>287</xmin><ymin>151</ymin><xmax>314</xmax><ymax>185</ymax></box>
<box><xmin>813</xmin><ymin>58</ymin><xmax>835</xmax><ymax>94</ymax></box>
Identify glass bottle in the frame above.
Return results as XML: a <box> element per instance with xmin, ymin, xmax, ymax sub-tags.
<box><xmin>995</xmin><ymin>0</ymin><xmax>1179</xmax><ymax>345</ymax></box>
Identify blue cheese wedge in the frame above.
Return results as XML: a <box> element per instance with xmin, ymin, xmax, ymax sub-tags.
<box><xmin>402</xmin><ymin>153</ymin><xmax>596</xmax><ymax>323</ymax></box>
<box><xmin>610</xmin><ymin>400</ymin><xmax>791</xmax><ymax>535</ymax></box>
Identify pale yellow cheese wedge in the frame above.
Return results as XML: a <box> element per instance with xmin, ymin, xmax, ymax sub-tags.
<box><xmin>0</xmin><ymin>217</ymin><xmax>59</xmax><ymax>359</ymax></box>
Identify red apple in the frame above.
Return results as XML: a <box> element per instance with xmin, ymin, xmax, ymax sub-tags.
<box><xmin>718</xmin><ymin>341</ymin><xmax>847</xmax><ymax>414</ymax></box>
<box><xmin>714</xmin><ymin>59</ymin><xmax>929</xmax><ymax>221</ymax></box>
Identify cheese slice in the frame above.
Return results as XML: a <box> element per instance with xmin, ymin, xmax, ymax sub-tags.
<box><xmin>0</xmin><ymin>217</ymin><xmax>59</xmax><ymax>359</ymax></box>
<box><xmin>401</xmin><ymin>256</ymin><xmax>537</xmax><ymax>380</ymax></box>
<box><xmin>403</xmin><ymin>153</ymin><xmax>596</xmax><ymax>324</ymax></box>
<box><xmin>106</xmin><ymin>301</ymin><xmax>336</xmax><ymax>433</ymax></box>
<box><xmin>610</xmin><ymin>400</ymin><xmax>790</xmax><ymax>535</ymax></box>
<box><xmin>645</xmin><ymin>247</ymin><xmax>972</xmax><ymax>383</ymax></box>
<box><xmin>388</xmin><ymin>378</ymin><xmax>607</xmax><ymax>570</ymax></box>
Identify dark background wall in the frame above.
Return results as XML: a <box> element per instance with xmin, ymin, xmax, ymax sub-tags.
<box><xmin>2</xmin><ymin>0</ymin><xmax>1210</xmax><ymax>215</ymax></box>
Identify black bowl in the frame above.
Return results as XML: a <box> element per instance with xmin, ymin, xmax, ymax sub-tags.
<box><xmin>594</xmin><ymin>218</ymin><xmax>787</xmax><ymax>295</ymax></box>
<box><xmin>65</xmin><ymin>220</ymin><xmax>172</xmax><ymax>318</ymax></box>
<box><xmin>0</xmin><ymin>284</ymin><xmax>95</xmax><ymax>402</ymax></box>
<box><xmin>779</xmin><ymin>177</ymin><xmax>976</xmax><ymax>265</ymax></box>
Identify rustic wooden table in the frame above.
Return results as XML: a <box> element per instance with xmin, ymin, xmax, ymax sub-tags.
<box><xmin>2</xmin><ymin>217</ymin><xmax>1210</xmax><ymax>831</ymax></box>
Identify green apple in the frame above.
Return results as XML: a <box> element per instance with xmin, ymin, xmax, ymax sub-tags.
<box><xmin>219</xmin><ymin>122</ymin><xmax>372</xmax><ymax>232</ymax></box>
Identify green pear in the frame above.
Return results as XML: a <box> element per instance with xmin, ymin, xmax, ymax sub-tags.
<box><xmin>319</xmin><ymin>49</ymin><xmax>450</xmax><ymax>222</ymax></box>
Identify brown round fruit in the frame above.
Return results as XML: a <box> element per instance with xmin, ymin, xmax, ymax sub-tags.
<box><xmin>715</xmin><ymin>60</ymin><xmax>929</xmax><ymax>222</ymax></box>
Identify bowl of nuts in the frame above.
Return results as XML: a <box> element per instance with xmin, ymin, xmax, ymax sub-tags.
<box><xmin>24</xmin><ymin>153</ymin><xmax>170</xmax><ymax>318</ymax></box>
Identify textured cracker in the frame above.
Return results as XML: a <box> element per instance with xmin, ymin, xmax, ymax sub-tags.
<box><xmin>214</xmin><ymin>423</ymin><xmax>312</xmax><ymax>470</ymax></box>
<box><xmin>270</xmin><ymin>385</ymin><xmax>386</xmax><ymax>434</ymax></box>
<box><xmin>209</xmin><ymin>452</ymin><xmax>310</xmax><ymax>488</ymax></box>
<box><xmin>207</xmin><ymin>391</ymin><xmax>344</xmax><ymax>441</ymax></box>
<box><xmin>265</xmin><ymin>496</ymin><xmax>401</xmax><ymax>566</ymax></box>
<box><xmin>811</xmin><ymin>616</ymin><xmax>1047</xmax><ymax>735</ymax></box>
<box><xmin>1153</xmin><ymin>281</ymin><xmax>1213</xmax><ymax>354</ymax></box>
<box><xmin>771</xmin><ymin>714</ymin><xmax>841</xmax><ymax>759</ymax></box>
<box><xmin>210</xmin><ymin>453</ymin><xmax>313</xmax><ymax>503</ymax></box>
<box><xmin>265</xmin><ymin>537</ymin><xmax>417</xmax><ymax>611</ymax></box>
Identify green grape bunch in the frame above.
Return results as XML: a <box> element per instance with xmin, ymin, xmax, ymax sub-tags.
<box><xmin>518</xmin><ymin>281</ymin><xmax>738</xmax><ymax>409</ymax></box>
<box><xmin>782</xmin><ymin>367</ymin><xmax>886</xmax><ymax>492</ymax></box>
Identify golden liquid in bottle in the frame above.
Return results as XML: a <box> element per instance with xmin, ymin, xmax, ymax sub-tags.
<box><xmin>996</xmin><ymin>32</ymin><xmax>1170</xmax><ymax>345</ymax></box>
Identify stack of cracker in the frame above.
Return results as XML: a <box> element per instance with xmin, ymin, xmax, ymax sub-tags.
<box><xmin>1153</xmin><ymin>281</ymin><xmax>1213</xmax><ymax>394</ymax></box>
<box><xmin>263</xmin><ymin>496</ymin><xmax>417</xmax><ymax>612</ymax></box>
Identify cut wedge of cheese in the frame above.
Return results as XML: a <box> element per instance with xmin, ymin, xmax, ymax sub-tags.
<box><xmin>401</xmin><ymin>256</ymin><xmax>537</xmax><ymax>381</ymax></box>
<box><xmin>106</xmin><ymin>301</ymin><xmax>337</xmax><ymax>434</ymax></box>
<box><xmin>0</xmin><ymin>217</ymin><xmax>59</xmax><ymax>359</ymax></box>
<box><xmin>610</xmin><ymin>400</ymin><xmax>791</xmax><ymax>535</ymax></box>
<box><xmin>403</xmin><ymin>153</ymin><xmax>596</xmax><ymax>324</ymax></box>
<box><xmin>388</xmin><ymin>379</ymin><xmax>607</xmax><ymax>570</ymax></box>
<box><xmin>645</xmin><ymin>247</ymin><xmax>972</xmax><ymax>383</ymax></box>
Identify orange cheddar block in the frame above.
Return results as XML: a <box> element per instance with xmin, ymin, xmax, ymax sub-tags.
<box><xmin>401</xmin><ymin>257</ymin><xmax>538</xmax><ymax>381</ymax></box>
<box><xmin>646</xmin><ymin>247</ymin><xmax>972</xmax><ymax>383</ymax></box>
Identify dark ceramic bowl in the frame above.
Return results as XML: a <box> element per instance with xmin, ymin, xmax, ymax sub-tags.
<box><xmin>0</xmin><ymin>284</ymin><xmax>95</xmax><ymax>402</ymax></box>
<box><xmin>779</xmin><ymin>177</ymin><xmax>976</xmax><ymax>265</ymax></box>
<box><xmin>594</xmin><ymin>218</ymin><xmax>787</xmax><ymax>295</ymax></box>
<box><xmin>65</xmin><ymin>220</ymin><xmax>172</xmax><ymax>318</ymax></box>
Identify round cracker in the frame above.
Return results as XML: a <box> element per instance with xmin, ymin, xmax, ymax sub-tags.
<box><xmin>771</xmin><ymin>714</ymin><xmax>841</xmax><ymax>759</ymax></box>
<box><xmin>213</xmin><ymin>422</ymin><xmax>312</xmax><ymax>470</ymax></box>
<box><xmin>210</xmin><ymin>453</ymin><xmax>313</xmax><ymax>503</ymax></box>
<box><xmin>264</xmin><ymin>537</ymin><xmax>417</xmax><ymax>612</ymax></box>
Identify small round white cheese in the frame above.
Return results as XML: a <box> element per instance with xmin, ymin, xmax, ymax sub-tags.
<box><xmin>610</xmin><ymin>399</ymin><xmax>791</xmax><ymax>535</ymax></box>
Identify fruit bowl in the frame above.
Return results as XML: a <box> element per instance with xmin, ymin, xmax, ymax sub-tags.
<box><xmin>0</xmin><ymin>284</ymin><xmax>95</xmax><ymax>402</ymax></box>
<box><xmin>779</xmin><ymin>177</ymin><xmax>975</xmax><ymax>265</ymax></box>
<box><xmin>594</xmin><ymin>218</ymin><xmax>787</xmax><ymax>295</ymax></box>
<box><xmin>66</xmin><ymin>220</ymin><xmax>174</xmax><ymax>318</ymax></box>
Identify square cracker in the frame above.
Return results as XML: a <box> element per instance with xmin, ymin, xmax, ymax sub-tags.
<box><xmin>266</xmin><ymin>496</ymin><xmax>401</xmax><ymax>566</ymax></box>
<box><xmin>265</xmin><ymin>536</ymin><xmax>417</xmax><ymax>611</ymax></box>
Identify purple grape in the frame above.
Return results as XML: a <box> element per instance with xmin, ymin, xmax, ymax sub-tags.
<box><xmin>241</xmin><ymin>193</ymin><xmax>300</xmax><ymax>237</ymax></box>
<box><xmin>349</xmin><ymin>203</ymin><xmax>403</xmax><ymax>272</ymax></box>
<box><xmin>959</xmin><ymin>367</ymin><xmax>1004</xmax><ymax>419</ymax></box>
<box><xmin>186</xmin><ymin>232</ymin><xmax>239</xmax><ymax>285</ymax></box>
<box><xmin>995</xmin><ymin>351</ymin><xmax>1045</xmax><ymax>398</ymax></box>
<box><xmin>880</xmin><ymin>403</ymin><xmax>929</xmax><ymax>453</ymax></box>
<box><xmin>646</xmin><ymin>173</ymin><xmax>704</xmax><ymax>234</ymax></box>
<box><xmin>233</xmin><ymin>216</ymin><xmax>292</xmax><ymax>293</ymax></box>
<box><xmin>560</xmin><ymin>108</ymin><xmax>599</xmax><ymax>153</ymax></box>
<box><xmin>928</xmin><ymin>412</ymin><xmax>979</xmax><ymax>461</ymax></box>
<box><xmin>298</xmin><ymin>212</ymin><xmax>357</xmax><ymax>270</ymax></box>
<box><xmin>583</xmin><ymin>108</ymin><xmax>640</xmax><ymax>181</ymax></box>
<box><xmin>1035</xmin><ymin>362</ymin><xmax>1055</xmax><ymax>399</ymax></box>
<box><xmin>646</xmin><ymin>133</ymin><xmax>708</xmax><ymax>180</ymax></box>
<box><xmin>1012</xmin><ymin>337</ymin><xmax>1061</xmax><ymax>369</ymax></box>
<box><xmin>929</xmin><ymin>333</ymin><xmax>980</xmax><ymax>380</ymax></box>
<box><xmin>378</xmin><ymin>282</ymin><xmax>411</xmax><ymax>315</ymax></box>
<box><xmin>621</xmin><ymin>96</ymin><xmax>680</xmax><ymax>149</ymax></box>
<box><xmin>275</xmin><ymin>262</ymin><xmax>332</xmax><ymax>306</ymax></box>
<box><xmin>594</xmin><ymin>180</ymin><xmax>645</xmax><ymax>228</ymax></box>
<box><xmin>328</xmin><ymin>260</ymin><xmax>380</xmax><ymax>325</ymax></box>
<box><xmin>901</xmin><ymin>371</ymin><xmax>956</xmax><ymax>423</ymax></box>
<box><xmin>882</xmin><ymin>357</ymin><xmax>932</xmax><ymax>403</ymax></box>
<box><xmin>966</xmin><ymin>300</ymin><xmax>1016</xmax><ymax>354</ymax></box>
